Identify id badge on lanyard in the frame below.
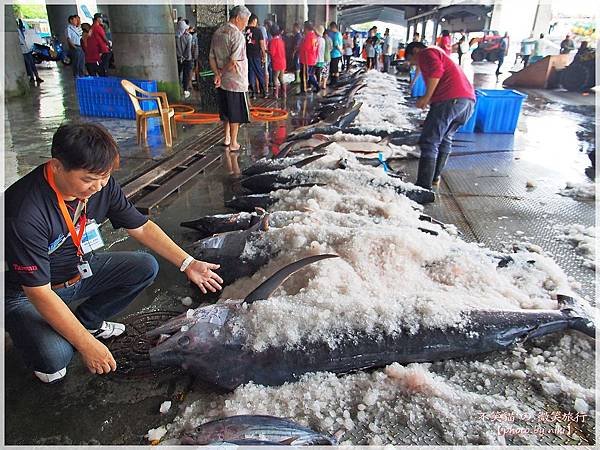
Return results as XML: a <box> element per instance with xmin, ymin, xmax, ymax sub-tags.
<box><xmin>80</xmin><ymin>219</ymin><xmax>105</xmax><ymax>254</ymax></box>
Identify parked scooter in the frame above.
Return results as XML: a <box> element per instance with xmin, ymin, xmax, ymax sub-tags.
<box><xmin>31</xmin><ymin>36</ymin><xmax>71</xmax><ymax>65</ymax></box>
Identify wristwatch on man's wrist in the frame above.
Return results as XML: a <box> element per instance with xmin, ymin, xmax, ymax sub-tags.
<box><xmin>179</xmin><ymin>255</ymin><xmax>195</xmax><ymax>272</ymax></box>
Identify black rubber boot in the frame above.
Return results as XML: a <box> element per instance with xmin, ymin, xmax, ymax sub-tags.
<box><xmin>415</xmin><ymin>158</ymin><xmax>436</xmax><ymax>190</ymax></box>
<box><xmin>432</xmin><ymin>152</ymin><xmax>450</xmax><ymax>185</ymax></box>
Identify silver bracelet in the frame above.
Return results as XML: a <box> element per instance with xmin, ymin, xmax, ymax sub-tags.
<box><xmin>179</xmin><ymin>255</ymin><xmax>195</xmax><ymax>272</ymax></box>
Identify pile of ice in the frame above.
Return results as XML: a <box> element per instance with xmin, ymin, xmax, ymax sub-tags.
<box><xmin>164</xmin><ymin>333</ymin><xmax>594</xmax><ymax>445</ymax></box>
<box><xmin>214</xmin><ymin>164</ymin><xmax>570</xmax><ymax>351</ymax></box>
<box><xmin>556</xmin><ymin>224</ymin><xmax>596</xmax><ymax>270</ymax></box>
<box><xmin>330</xmin><ymin>131</ymin><xmax>381</xmax><ymax>143</ymax></box>
<box><xmin>559</xmin><ymin>181</ymin><xmax>595</xmax><ymax>200</ymax></box>
<box><xmin>354</xmin><ymin>70</ymin><xmax>419</xmax><ymax>133</ymax></box>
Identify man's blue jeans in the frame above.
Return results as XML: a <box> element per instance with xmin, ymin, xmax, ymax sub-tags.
<box><xmin>248</xmin><ymin>56</ymin><xmax>266</xmax><ymax>94</ymax></box>
<box><xmin>416</xmin><ymin>98</ymin><xmax>475</xmax><ymax>188</ymax></box>
<box><xmin>70</xmin><ymin>46</ymin><xmax>85</xmax><ymax>77</ymax></box>
<box><xmin>23</xmin><ymin>52</ymin><xmax>39</xmax><ymax>79</ymax></box>
<box><xmin>5</xmin><ymin>251</ymin><xmax>159</xmax><ymax>374</ymax></box>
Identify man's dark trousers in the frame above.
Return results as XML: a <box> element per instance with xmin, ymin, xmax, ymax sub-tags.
<box><xmin>417</xmin><ymin>98</ymin><xmax>475</xmax><ymax>189</ymax></box>
<box><xmin>5</xmin><ymin>251</ymin><xmax>159</xmax><ymax>375</ymax></box>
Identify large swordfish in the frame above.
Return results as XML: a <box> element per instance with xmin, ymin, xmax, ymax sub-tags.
<box><xmin>147</xmin><ymin>256</ymin><xmax>596</xmax><ymax>391</ymax></box>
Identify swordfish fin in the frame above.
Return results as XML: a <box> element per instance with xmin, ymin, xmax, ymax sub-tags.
<box><xmin>243</xmin><ymin>254</ymin><xmax>339</xmax><ymax>304</ymax></box>
<box><xmin>293</xmin><ymin>153</ymin><xmax>327</xmax><ymax>168</ymax></box>
<box><xmin>558</xmin><ymin>294</ymin><xmax>597</xmax><ymax>339</ymax></box>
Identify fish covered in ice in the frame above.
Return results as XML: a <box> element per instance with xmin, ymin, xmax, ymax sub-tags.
<box><xmin>180</xmin><ymin>415</ymin><xmax>337</xmax><ymax>445</ymax></box>
<box><xmin>240</xmin><ymin>167</ymin><xmax>435</xmax><ymax>204</ymax></box>
<box><xmin>284</xmin><ymin>103</ymin><xmax>362</xmax><ymax>142</ymax></box>
<box><xmin>185</xmin><ymin>214</ymin><xmax>271</xmax><ymax>287</ymax></box>
<box><xmin>147</xmin><ymin>255</ymin><xmax>596</xmax><ymax>391</ymax></box>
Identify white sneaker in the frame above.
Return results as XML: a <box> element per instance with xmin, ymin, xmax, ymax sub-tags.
<box><xmin>87</xmin><ymin>321</ymin><xmax>126</xmax><ymax>339</ymax></box>
<box><xmin>34</xmin><ymin>367</ymin><xmax>67</xmax><ymax>383</ymax></box>
<box><xmin>183</xmin><ymin>90</ymin><xmax>191</xmax><ymax>98</ymax></box>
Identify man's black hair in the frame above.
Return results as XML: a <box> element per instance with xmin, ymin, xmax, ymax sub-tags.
<box><xmin>303</xmin><ymin>20</ymin><xmax>313</xmax><ymax>31</ymax></box>
<box><xmin>405</xmin><ymin>41</ymin><xmax>427</xmax><ymax>57</ymax></box>
<box><xmin>330</xmin><ymin>21</ymin><xmax>337</xmax><ymax>29</ymax></box>
<box><xmin>249</xmin><ymin>14</ymin><xmax>258</xmax><ymax>24</ymax></box>
<box><xmin>51</xmin><ymin>123</ymin><xmax>120</xmax><ymax>174</ymax></box>
<box><xmin>442</xmin><ymin>29</ymin><xmax>450</xmax><ymax>37</ymax></box>
<box><xmin>270</xmin><ymin>24</ymin><xmax>281</xmax><ymax>36</ymax></box>
<box><xmin>68</xmin><ymin>15</ymin><xmax>77</xmax><ymax>23</ymax></box>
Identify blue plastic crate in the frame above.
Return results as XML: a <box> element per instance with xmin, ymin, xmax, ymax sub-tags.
<box><xmin>457</xmin><ymin>96</ymin><xmax>479</xmax><ymax>133</ymax></box>
<box><xmin>410</xmin><ymin>68</ymin><xmax>426</xmax><ymax>97</ymax></box>
<box><xmin>474</xmin><ymin>89</ymin><xmax>527</xmax><ymax>134</ymax></box>
<box><xmin>76</xmin><ymin>77</ymin><xmax>158</xmax><ymax>119</ymax></box>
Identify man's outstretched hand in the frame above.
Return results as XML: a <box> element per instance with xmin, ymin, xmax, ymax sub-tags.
<box><xmin>185</xmin><ymin>260</ymin><xmax>223</xmax><ymax>294</ymax></box>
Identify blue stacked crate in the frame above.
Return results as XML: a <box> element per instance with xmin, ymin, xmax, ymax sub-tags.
<box><xmin>456</xmin><ymin>92</ymin><xmax>480</xmax><ymax>133</ymax></box>
<box><xmin>76</xmin><ymin>77</ymin><xmax>157</xmax><ymax>120</ymax></box>
<box><xmin>474</xmin><ymin>89</ymin><xmax>527</xmax><ymax>134</ymax></box>
<box><xmin>410</xmin><ymin>67</ymin><xmax>426</xmax><ymax>97</ymax></box>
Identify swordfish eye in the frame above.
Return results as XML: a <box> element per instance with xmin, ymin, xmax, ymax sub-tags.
<box><xmin>178</xmin><ymin>335</ymin><xmax>191</xmax><ymax>348</ymax></box>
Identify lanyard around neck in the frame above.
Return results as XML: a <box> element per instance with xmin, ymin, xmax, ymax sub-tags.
<box><xmin>44</xmin><ymin>163</ymin><xmax>87</xmax><ymax>257</ymax></box>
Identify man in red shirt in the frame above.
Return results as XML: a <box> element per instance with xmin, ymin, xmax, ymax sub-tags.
<box><xmin>299</xmin><ymin>21</ymin><xmax>319</xmax><ymax>93</ymax></box>
<box><xmin>91</xmin><ymin>13</ymin><xmax>111</xmax><ymax>76</ymax></box>
<box><xmin>405</xmin><ymin>41</ymin><xmax>475</xmax><ymax>190</ymax></box>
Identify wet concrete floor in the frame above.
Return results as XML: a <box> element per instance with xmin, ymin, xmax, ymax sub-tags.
<box><xmin>3</xmin><ymin>59</ymin><xmax>596</xmax><ymax>444</ymax></box>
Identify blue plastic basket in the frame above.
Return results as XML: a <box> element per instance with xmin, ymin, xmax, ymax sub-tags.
<box><xmin>474</xmin><ymin>89</ymin><xmax>527</xmax><ymax>134</ymax></box>
<box><xmin>75</xmin><ymin>77</ymin><xmax>158</xmax><ymax>120</ymax></box>
<box><xmin>410</xmin><ymin>70</ymin><xmax>426</xmax><ymax>97</ymax></box>
<box><xmin>457</xmin><ymin>95</ymin><xmax>479</xmax><ymax>133</ymax></box>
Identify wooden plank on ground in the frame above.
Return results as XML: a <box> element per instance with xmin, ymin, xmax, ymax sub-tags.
<box><xmin>121</xmin><ymin>126</ymin><xmax>221</xmax><ymax>198</ymax></box>
<box><xmin>135</xmin><ymin>151</ymin><xmax>222</xmax><ymax>214</ymax></box>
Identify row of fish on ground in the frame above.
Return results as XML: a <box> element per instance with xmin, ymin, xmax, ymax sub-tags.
<box><xmin>145</xmin><ymin>68</ymin><xmax>596</xmax><ymax>445</ymax></box>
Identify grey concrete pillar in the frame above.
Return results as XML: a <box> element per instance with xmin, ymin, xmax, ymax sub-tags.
<box><xmin>5</xmin><ymin>5</ymin><xmax>29</xmax><ymax>97</ymax></box>
<box><xmin>327</xmin><ymin>4</ymin><xmax>337</xmax><ymax>24</ymax></box>
<box><xmin>109</xmin><ymin>4</ymin><xmax>181</xmax><ymax>101</ymax></box>
<box><xmin>309</xmin><ymin>4</ymin><xmax>328</xmax><ymax>26</ymax></box>
<box><xmin>285</xmin><ymin>3</ymin><xmax>308</xmax><ymax>29</ymax></box>
<box><xmin>45</xmin><ymin>3</ymin><xmax>77</xmax><ymax>42</ymax></box>
<box><xmin>251</xmin><ymin>4</ymin><xmax>269</xmax><ymax>23</ymax></box>
<box><xmin>271</xmin><ymin>4</ymin><xmax>289</xmax><ymax>28</ymax></box>
<box><xmin>307</xmin><ymin>4</ymin><xmax>316</xmax><ymax>24</ymax></box>
<box><xmin>284</xmin><ymin>4</ymin><xmax>298</xmax><ymax>30</ymax></box>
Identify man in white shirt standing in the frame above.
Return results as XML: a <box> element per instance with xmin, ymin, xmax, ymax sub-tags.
<box><xmin>17</xmin><ymin>19</ymin><xmax>43</xmax><ymax>84</ymax></box>
<box><xmin>66</xmin><ymin>15</ymin><xmax>85</xmax><ymax>78</ymax></box>
<box><xmin>382</xmin><ymin>28</ymin><xmax>394</xmax><ymax>73</ymax></box>
<box><xmin>342</xmin><ymin>32</ymin><xmax>353</xmax><ymax>71</ymax></box>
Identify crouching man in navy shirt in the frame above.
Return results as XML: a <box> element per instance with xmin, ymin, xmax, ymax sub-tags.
<box><xmin>5</xmin><ymin>123</ymin><xmax>223</xmax><ymax>383</ymax></box>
